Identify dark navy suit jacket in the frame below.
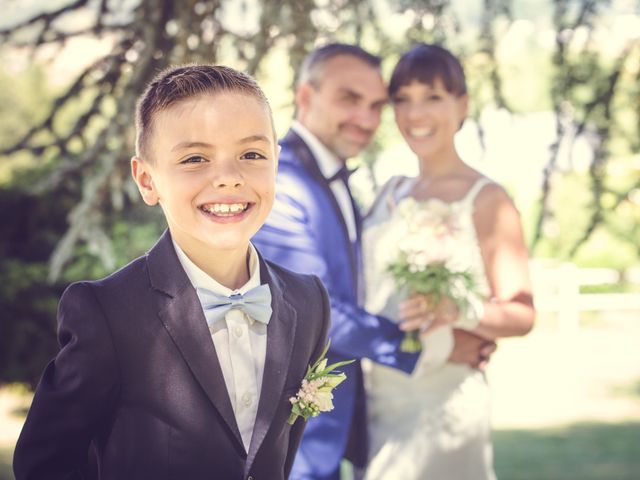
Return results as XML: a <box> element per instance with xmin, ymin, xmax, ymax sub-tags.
<box><xmin>253</xmin><ymin>130</ymin><xmax>418</xmax><ymax>478</ymax></box>
<box><xmin>14</xmin><ymin>230</ymin><xmax>330</xmax><ymax>480</ymax></box>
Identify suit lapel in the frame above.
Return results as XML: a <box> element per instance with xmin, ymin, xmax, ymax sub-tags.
<box><xmin>146</xmin><ymin>231</ymin><xmax>244</xmax><ymax>450</ymax></box>
<box><xmin>245</xmin><ymin>256</ymin><xmax>297</xmax><ymax>469</ymax></box>
<box><xmin>352</xmin><ymin>201</ymin><xmax>364</xmax><ymax>304</ymax></box>
<box><xmin>282</xmin><ymin>129</ymin><xmax>359</xmax><ymax>289</ymax></box>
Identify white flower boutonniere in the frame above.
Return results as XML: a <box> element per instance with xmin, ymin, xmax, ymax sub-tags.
<box><xmin>287</xmin><ymin>341</ymin><xmax>354</xmax><ymax>425</ymax></box>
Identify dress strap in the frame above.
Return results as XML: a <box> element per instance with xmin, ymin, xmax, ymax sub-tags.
<box><xmin>365</xmin><ymin>175</ymin><xmax>411</xmax><ymax>219</ymax></box>
<box><xmin>390</xmin><ymin>176</ymin><xmax>415</xmax><ymax>206</ymax></box>
<box><xmin>461</xmin><ymin>177</ymin><xmax>493</xmax><ymax>207</ymax></box>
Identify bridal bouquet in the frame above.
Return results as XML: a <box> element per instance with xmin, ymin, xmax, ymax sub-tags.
<box><xmin>387</xmin><ymin>198</ymin><xmax>476</xmax><ymax>353</ymax></box>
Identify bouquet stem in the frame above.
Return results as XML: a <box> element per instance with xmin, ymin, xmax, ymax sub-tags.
<box><xmin>400</xmin><ymin>330</ymin><xmax>422</xmax><ymax>353</ymax></box>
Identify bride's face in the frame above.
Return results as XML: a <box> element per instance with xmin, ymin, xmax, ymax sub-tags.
<box><xmin>391</xmin><ymin>78</ymin><xmax>468</xmax><ymax>160</ymax></box>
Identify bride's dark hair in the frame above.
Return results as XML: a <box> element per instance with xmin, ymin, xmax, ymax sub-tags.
<box><xmin>389</xmin><ymin>44</ymin><xmax>467</xmax><ymax>99</ymax></box>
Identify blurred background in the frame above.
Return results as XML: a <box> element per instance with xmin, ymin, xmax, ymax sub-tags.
<box><xmin>0</xmin><ymin>0</ymin><xmax>638</xmax><ymax>479</ymax></box>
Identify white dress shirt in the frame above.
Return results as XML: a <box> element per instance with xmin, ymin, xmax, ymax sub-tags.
<box><xmin>292</xmin><ymin>120</ymin><xmax>358</xmax><ymax>243</ymax></box>
<box><xmin>173</xmin><ymin>241</ymin><xmax>267</xmax><ymax>452</ymax></box>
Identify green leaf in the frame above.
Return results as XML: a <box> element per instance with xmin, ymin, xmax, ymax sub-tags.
<box><xmin>316</xmin><ymin>359</ymin><xmax>355</xmax><ymax>375</ymax></box>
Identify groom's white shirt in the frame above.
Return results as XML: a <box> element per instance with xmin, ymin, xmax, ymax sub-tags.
<box><xmin>292</xmin><ymin>120</ymin><xmax>357</xmax><ymax>242</ymax></box>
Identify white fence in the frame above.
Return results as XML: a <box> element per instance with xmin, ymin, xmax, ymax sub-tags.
<box><xmin>530</xmin><ymin>260</ymin><xmax>640</xmax><ymax>330</ymax></box>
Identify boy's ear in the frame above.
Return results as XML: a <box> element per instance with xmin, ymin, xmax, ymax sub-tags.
<box><xmin>131</xmin><ymin>156</ymin><xmax>159</xmax><ymax>206</ymax></box>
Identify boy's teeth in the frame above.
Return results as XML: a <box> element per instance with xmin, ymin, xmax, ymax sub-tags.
<box><xmin>203</xmin><ymin>203</ymin><xmax>247</xmax><ymax>214</ymax></box>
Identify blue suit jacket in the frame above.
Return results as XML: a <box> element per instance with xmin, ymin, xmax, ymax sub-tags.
<box><xmin>253</xmin><ymin>130</ymin><xmax>418</xmax><ymax>478</ymax></box>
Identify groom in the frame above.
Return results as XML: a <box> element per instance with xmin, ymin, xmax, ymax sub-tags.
<box><xmin>254</xmin><ymin>43</ymin><xmax>497</xmax><ymax>479</ymax></box>
<box><xmin>253</xmin><ymin>43</ymin><xmax>419</xmax><ymax>480</ymax></box>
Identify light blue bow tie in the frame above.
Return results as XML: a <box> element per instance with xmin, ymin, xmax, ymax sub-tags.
<box><xmin>197</xmin><ymin>284</ymin><xmax>272</xmax><ymax>327</ymax></box>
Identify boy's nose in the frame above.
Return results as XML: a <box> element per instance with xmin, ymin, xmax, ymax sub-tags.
<box><xmin>212</xmin><ymin>161</ymin><xmax>244</xmax><ymax>188</ymax></box>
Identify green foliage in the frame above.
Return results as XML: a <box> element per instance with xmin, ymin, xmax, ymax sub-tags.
<box><xmin>532</xmin><ymin>168</ymin><xmax>640</xmax><ymax>268</ymax></box>
<box><xmin>0</xmin><ymin>65</ymin><xmax>54</xmax><ymax>184</ymax></box>
<box><xmin>498</xmin><ymin>48</ymin><xmax>554</xmax><ymax>113</ymax></box>
<box><xmin>572</xmin><ymin>230</ymin><xmax>638</xmax><ymax>270</ymax></box>
<box><xmin>0</xmin><ymin>55</ymin><xmax>168</xmax><ymax>385</ymax></box>
<box><xmin>60</xmin><ymin>212</ymin><xmax>165</xmax><ymax>284</ymax></box>
<box><xmin>0</xmin><ymin>187</ymin><xmax>68</xmax><ymax>386</ymax></box>
<box><xmin>0</xmin><ymin>65</ymin><xmax>51</xmax><ymax>142</ymax></box>
<box><xmin>0</xmin><ymin>178</ymin><xmax>164</xmax><ymax>385</ymax></box>
<box><xmin>388</xmin><ymin>260</ymin><xmax>476</xmax><ymax>305</ymax></box>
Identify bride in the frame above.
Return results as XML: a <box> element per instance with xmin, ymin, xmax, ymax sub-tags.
<box><xmin>362</xmin><ymin>44</ymin><xmax>535</xmax><ymax>479</ymax></box>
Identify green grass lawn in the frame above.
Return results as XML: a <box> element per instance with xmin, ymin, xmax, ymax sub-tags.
<box><xmin>493</xmin><ymin>421</ymin><xmax>640</xmax><ymax>480</ymax></box>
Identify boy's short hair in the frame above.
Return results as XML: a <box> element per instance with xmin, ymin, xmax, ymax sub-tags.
<box><xmin>135</xmin><ymin>64</ymin><xmax>272</xmax><ymax>161</ymax></box>
<box><xmin>297</xmin><ymin>43</ymin><xmax>381</xmax><ymax>89</ymax></box>
<box><xmin>389</xmin><ymin>43</ymin><xmax>467</xmax><ymax>98</ymax></box>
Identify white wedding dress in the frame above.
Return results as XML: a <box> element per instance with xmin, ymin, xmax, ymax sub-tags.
<box><xmin>362</xmin><ymin>176</ymin><xmax>497</xmax><ymax>480</ymax></box>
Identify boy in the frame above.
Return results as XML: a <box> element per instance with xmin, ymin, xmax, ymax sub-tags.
<box><xmin>13</xmin><ymin>65</ymin><xmax>330</xmax><ymax>480</ymax></box>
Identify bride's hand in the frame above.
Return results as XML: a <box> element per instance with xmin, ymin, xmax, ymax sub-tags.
<box><xmin>398</xmin><ymin>294</ymin><xmax>459</xmax><ymax>336</ymax></box>
<box><xmin>449</xmin><ymin>328</ymin><xmax>497</xmax><ymax>370</ymax></box>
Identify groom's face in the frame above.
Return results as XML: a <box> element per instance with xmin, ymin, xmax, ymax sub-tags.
<box><xmin>297</xmin><ymin>55</ymin><xmax>388</xmax><ymax>162</ymax></box>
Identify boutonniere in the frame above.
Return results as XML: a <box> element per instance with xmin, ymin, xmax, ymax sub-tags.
<box><xmin>287</xmin><ymin>341</ymin><xmax>354</xmax><ymax>425</ymax></box>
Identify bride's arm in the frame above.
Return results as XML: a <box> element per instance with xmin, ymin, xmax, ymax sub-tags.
<box><xmin>472</xmin><ymin>183</ymin><xmax>535</xmax><ymax>340</ymax></box>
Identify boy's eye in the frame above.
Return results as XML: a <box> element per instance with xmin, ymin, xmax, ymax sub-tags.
<box><xmin>180</xmin><ymin>155</ymin><xmax>206</xmax><ymax>164</ymax></box>
<box><xmin>428</xmin><ymin>94</ymin><xmax>442</xmax><ymax>101</ymax></box>
<box><xmin>392</xmin><ymin>96</ymin><xmax>407</xmax><ymax>105</ymax></box>
<box><xmin>242</xmin><ymin>151</ymin><xmax>267</xmax><ymax>160</ymax></box>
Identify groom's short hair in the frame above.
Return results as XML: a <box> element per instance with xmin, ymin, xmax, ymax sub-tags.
<box><xmin>297</xmin><ymin>43</ymin><xmax>381</xmax><ymax>88</ymax></box>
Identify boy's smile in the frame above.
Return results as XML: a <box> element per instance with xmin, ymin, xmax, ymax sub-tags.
<box><xmin>198</xmin><ymin>198</ymin><xmax>251</xmax><ymax>222</ymax></box>
<box><xmin>201</xmin><ymin>202</ymin><xmax>248</xmax><ymax>216</ymax></box>
<box><xmin>131</xmin><ymin>91</ymin><xmax>278</xmax><ymax>277</ymax></box>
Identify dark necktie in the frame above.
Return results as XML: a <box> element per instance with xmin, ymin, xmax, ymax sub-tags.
<box><xmin>329</xmin><ymin>165</ymin><xmax>356</xmax><ymax>186</ymax></box>
<box><xmin>328</xmin><ymin>165</ymin><xmax>364</xmax><ymax>302</ymax></box>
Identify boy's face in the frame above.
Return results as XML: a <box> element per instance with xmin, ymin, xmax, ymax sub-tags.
<box><xmin>131</xmin><ymin>92</ymin><xmax>278</xmax><ymax>262</ymax></box>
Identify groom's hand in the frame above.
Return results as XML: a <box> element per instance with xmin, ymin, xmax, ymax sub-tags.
<box><xmin>399</xmin><ymin>294</ymin><xmax>459</xmax><ymax>336</ymax></box>
<box><xmin>448</xmin><ymin>328</ymin><xmax>497</xmax><ymax>370</ymax></box>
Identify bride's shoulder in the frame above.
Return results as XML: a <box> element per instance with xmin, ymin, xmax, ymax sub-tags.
<box><xmin>472</xmin><ymin>177</ymin><xmax>519</xmax><ymax>221</ymax></box>
<box><xmin>379</xmin><ymin>175</ymin><xmax>414</xmax><ymax>198</ymax></box>
<box><xmin>473</xmin><ymin>176</ymin><xmax>511</xmax><ymax>203</ymax></box>
<box><xmin>364</xmin><ymin>175</ymin><xmax>413</xmax><ymax>219</ymax></box>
